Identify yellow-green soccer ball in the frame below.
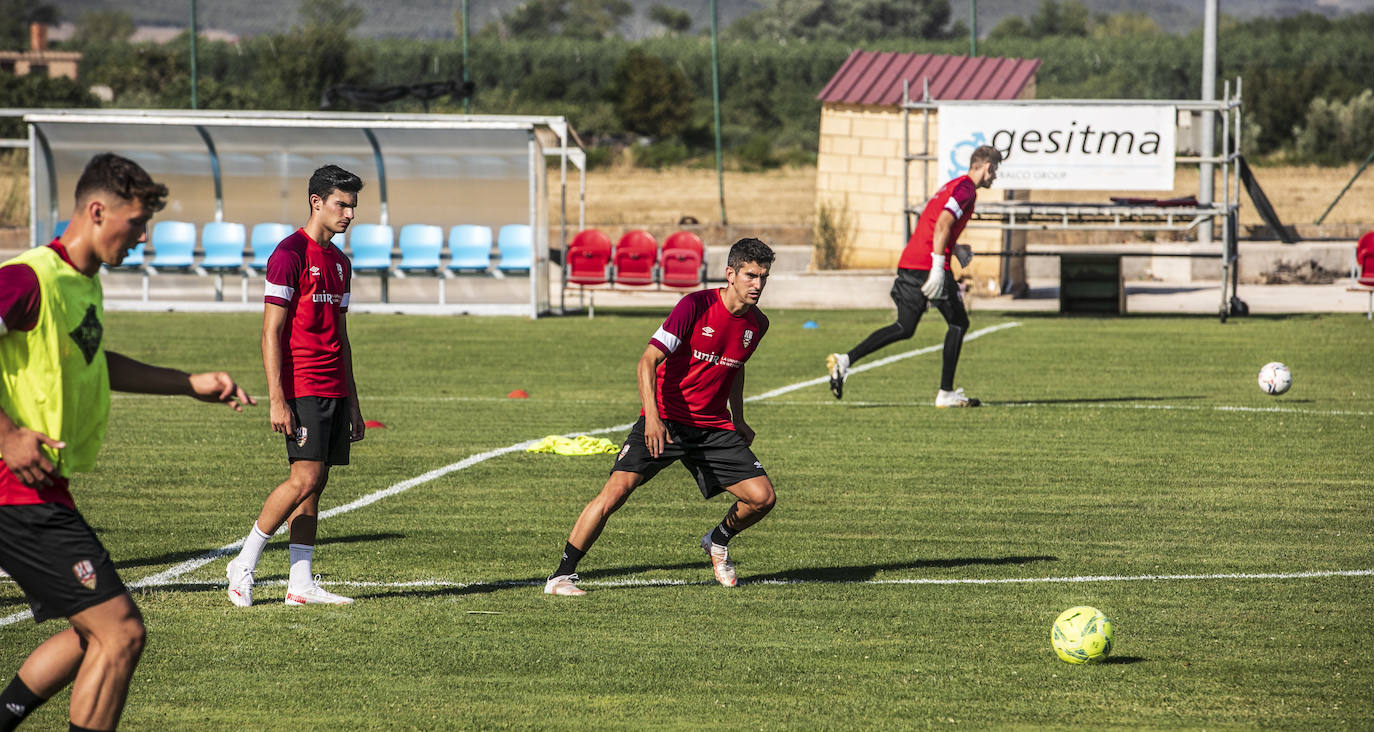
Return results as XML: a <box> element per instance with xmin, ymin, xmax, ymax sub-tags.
<box><xmin>1051</xmin><ymin>606</ymin><xmax>1114</xmax><ymax>664</ymax></box>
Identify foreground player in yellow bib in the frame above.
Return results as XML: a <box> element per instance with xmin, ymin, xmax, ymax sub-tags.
<box><xmin>0</xmin><ymin>153</ymin><xmax>255</xmax><ymax>731</ymax></box>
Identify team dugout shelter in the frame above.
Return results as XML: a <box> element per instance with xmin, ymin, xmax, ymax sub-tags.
<box><xmin>25</xmin><ymin>110</ymin><xmax>586</xmax><ymax>318</ymax></box>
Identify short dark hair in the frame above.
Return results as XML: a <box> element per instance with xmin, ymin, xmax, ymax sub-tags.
<box><xmin>727</xmin><ymin>237</ymin><xmax>775</xmax><ymax>270</ymax></box>
<box><xmin>970</xmin><ymin>145</ymin><xmax>1002</xmax><ymax>167</ymax></box>
<box><xmin>74</xmin><ymin>153</ymin><xmax>167</xmax><ymax>213</ymax></box>
<box><xmin>308</xmin><ymin>164</ymin><xmax>363</xmax><ymax>201</ymax></box>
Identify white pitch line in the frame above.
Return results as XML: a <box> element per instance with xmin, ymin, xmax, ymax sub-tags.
<box><xmin>2</xmin><ymin>321</ymin><xmax>1022</xmax><ymax>628</ymax></box>
<box><xmin>747</xmin><ymin>321</ymin><xmax>1023</xmax><ymax>402</ymax></box>
<box><xmin>15</xmin><ymin>567</ymin><xmax>1361</xmax><ymax>593</ymax></box>
<box><xmin>758</xmin><ymin>400</ymin><xmax>1374</xmax><ymax>417</ymax></box>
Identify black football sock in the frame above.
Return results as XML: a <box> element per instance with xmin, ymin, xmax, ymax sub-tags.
<box><xmin>709</xmin><ymin>522</ymin><xmax>734</xmax><ymax>547</ymax></box>
<box><xmin>69</xmin><ymin>724</ymin><xmax>101</xmax><ymax>732</ymax></box>
<box><xmin>939</xmin><ymin>325</ymin><xmax>965</xmax><ymax>392</ymax></box>
<box><xmin>0</xmin><ymin>675</ymin><xmax>47</xmax><ymax>731</ymax></box>
<box><xmin>552</xmin><ymin>542</ymin><xmax>585</xmax><ymax>578</ymax></box>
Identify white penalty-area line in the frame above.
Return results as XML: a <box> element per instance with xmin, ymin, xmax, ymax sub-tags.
<box><xmin>2</xmin><ymin>321</ymin><xmax>1021</xmax><ymax>628</ymax></box>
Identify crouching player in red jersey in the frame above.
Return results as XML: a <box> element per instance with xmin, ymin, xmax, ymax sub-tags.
<box><xmin>544</xmin><ymin>237</ymin><xmax>776</xmax><ymax>595</ymax></box>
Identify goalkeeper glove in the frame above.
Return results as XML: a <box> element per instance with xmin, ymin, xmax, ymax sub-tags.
<box><xmin>921</xmin><ymin>255</ymin><xmax>946</xmax><ymax>299</ymax></box>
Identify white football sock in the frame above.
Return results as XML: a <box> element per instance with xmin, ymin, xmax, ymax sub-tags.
<box><xmin>236</xmin><ymin>523</ymin><xmax>271</xmax><ymax>570</ymax></box>
<box><xmin>288</xmin><ymin>543</ymin><xmax>315</xmax><ymax>590</ymax></box>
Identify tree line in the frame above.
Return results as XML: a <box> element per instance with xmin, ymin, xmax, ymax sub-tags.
<box><xmin>2</xmin><ymin>0</ymin><xmax>1372</xmax><ymax>167</ymax></box>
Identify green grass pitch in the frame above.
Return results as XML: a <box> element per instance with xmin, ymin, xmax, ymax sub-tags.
<box><xmin>2</xmin><ymin>309</ymin><xmax>1371</xmax><ymax>729</ymax></box>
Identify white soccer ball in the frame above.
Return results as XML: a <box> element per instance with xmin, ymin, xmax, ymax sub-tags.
<box><xmin>1257</xmin><ymin>362</ymin><xmax>1292</xmax><ymax>396</ymax></box>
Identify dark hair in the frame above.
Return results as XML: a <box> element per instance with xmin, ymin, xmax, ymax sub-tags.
<box><xmin>727</xmin><ymin>237</ymin><xmax>775</xmax><ymax>270</ymax></box>
<box><xmin>308</xmin><ymin>164</ymin><xmax>363</xmax><ymax>201</ymax></box>
<box><xmin>970</xmin><ymin>145</ymin><xmax>1002</xmax><ymax>167</ymax></box>
<box><xmin>74</xmin><ymin>152</ymin><xmax>167</xmax><ymax>212</ymax></box>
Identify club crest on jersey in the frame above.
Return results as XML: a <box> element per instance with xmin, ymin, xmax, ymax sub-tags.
<box><xmin>701</xmin><ymin>326</ymin><xmax>715</xmax><ymax>338</ymax></box>
<box><xmin>68</xmin><ymin>304</ymin><xmax>103</xmax><ymax>365</ymax></box>
<box><xmin>72</xmin><ymin>559</ymin><xmax>96</xmax><ymax>590</ymax></box>
<box><xmin>742</xmin><ymin>329</ymin><xmax>754</xmax><ymax>348</ymax></box>
<box><xmin>295</xmin><ymin>426</ymin><xmax>309</xmax><ymax>448</ymax></box>
<box><xmin>310</xmin><ymin>265</ymin><xmax>321</xmax><ymax>277</ymax></box>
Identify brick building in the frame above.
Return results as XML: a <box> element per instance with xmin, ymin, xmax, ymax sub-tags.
<box><xmin>0</xmin><ymin>24</ymin><xmax>80</xmax><ymax>80</ymax></box>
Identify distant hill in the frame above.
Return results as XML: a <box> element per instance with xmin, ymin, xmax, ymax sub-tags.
<box><xmin>47</xmin><ymin>0</ymin><xmax>1374</xmax><ymax>40</ymax></box>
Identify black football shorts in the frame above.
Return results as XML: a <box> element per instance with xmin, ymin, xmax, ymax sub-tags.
<box><xmin>0</xmin><ymin>503</ymin><xmax>128</xmax><ymax>623</ymax></box>
<box><xmin>612</xmin><ymin>416</ymin><xmax>768</xmax><ymax>499</ymax></box>
<box><xmin>285</xmin><ymin>396</ymin><xmax>352</xmax><ymax>465</ymax></box>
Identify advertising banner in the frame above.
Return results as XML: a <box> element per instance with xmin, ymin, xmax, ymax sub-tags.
<box><xmin>937</xmin><ymin>104</ymin><xmax>1177</xmax><ymax>191</ymax></box>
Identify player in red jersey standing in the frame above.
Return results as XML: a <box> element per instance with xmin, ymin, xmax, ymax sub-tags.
<box><xmin>226</xmin><ymin>165</ymin><xmax>365</xmax><ymax>607</ymax></box>
<box><xmin>826</xmin><ymin>145</ymin><xmax>1001</xmax><ymax>406</ymax></box>
<box><xmin>545</xmin><ymin>238</ymin><xmax>776</xmax><ymax>595</ymax></box>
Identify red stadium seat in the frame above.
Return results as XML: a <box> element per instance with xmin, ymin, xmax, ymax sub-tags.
<box><xmin>566</xmin><ymin>229</ymin><xmax>612</xmax><ymax>286</ymax></box>
<box><xmin>1352</xmin><ymin>231</ymin><xmax>1374</xmax><ymax>320</ymax></box>
<box><xmin>660</xmin><ymin>231</ymin><xmax>706</xmax><ymax>289</ymax></box>
<box><xmin>613</xmin><ymin>230</ymin><xmax>658</xmax><ymax>287</ymax></box>
<box><xmin>1356</xmin><ymin>231</ymin><xmax>1374</xmax><ymax>287</ymax></box>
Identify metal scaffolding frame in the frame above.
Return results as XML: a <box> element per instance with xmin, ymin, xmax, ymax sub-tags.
<box><xmin>900</xmin><ymin>79</ymin><xmax>1246</xmax><ymax>319</ymax></box>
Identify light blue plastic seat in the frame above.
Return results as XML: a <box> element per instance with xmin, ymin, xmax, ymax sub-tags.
<box><xmin>53</xmin><ymin>220</ymin><xmax>69</xmax><ymax>238</ymax></box>
<box><xmin>200</xmin><ymin>222</ymin><xmax>247</xmax><ymax>270</ymax></box>
<box><xmin>496</xmin><ymin>224</ymin><xmax>533</xmax><ymax>273</ymax></box>
<box><xmin>148</xmin><ymin>220</ymin><xmax>197</xmax><ymax>271</ymax></box>
<box><xmin>347</xmin><ymin>223</ymin><xmax>394</xmax><ymax>273</ymax></box>
<box><xmin>397</xmin><ymin>224</ymin><xmax>444</xmax><ymax>274</ymax></box>
<box><xmin>447</xmin><ymin>225</ymin><xmax>493</xmax><ymax>273</ymax></box>
<box><xmin>397</xmin><ymin>224</ymin><xmax>449</xmax><ymax>303</ymax></box>
<box><xmin>115</xmin><ymin>242</ymin><xmax>145</xmax><ymax>269</ymax></box>
<box><xmin>250</xmin><ymin>223</ymin><xmax>293</xmax><ymax>270</ymax></box>
<box><xmin>200</xmin><ymin>222</ymin><xmax>248</xmax><ymax>302</ymax></box>
<box><xmin>347</xmin><ymin>223</ymin><xmax>395</xmax><ymax>303</ymax></box>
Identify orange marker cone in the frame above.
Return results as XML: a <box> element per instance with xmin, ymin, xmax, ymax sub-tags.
<box><xmin>364</xmin><ymin>420</ymin><xmax>386</xmax><ymax>429</ymax></box>
<box><xmin>508</xmin><ymin>389</ymin><xmax>529</xmax><ymax>399</ymax></box>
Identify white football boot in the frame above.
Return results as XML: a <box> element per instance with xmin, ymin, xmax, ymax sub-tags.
<box><xmin>284</xmin><ymin>576</ymin><xmax>354</xmax><ymax>606</ymax></box>
<box><xmin>935</xmin><ymin>388</ymin><xmax>981</xmax><ymax>408</ymax></box>
<box><xmin>700</xmin><ymin>533</ymin><xmax>738</xmax><ymax>587</ymax></box>
<box><xmin>543</xmin><ymin>573</ymin><xmax>586</xmax><ymax>596</ymax></box>
<box><xmin>826</xmin><ymin>353</ymin><xmax>849</xmax><ymax>400</ymax></box>
<box><xmin>226</xmin><ymin>557</ymin><xmax>255</xmax><ymax>607</ymax></box>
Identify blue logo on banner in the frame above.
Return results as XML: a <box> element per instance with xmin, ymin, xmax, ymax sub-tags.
<box><xmin>948</xmin><ymin>131</ymin><xmax>986</xmax><ymax>180</ymax></box>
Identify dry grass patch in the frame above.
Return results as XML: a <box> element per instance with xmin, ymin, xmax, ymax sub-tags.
<box><xmin>574</xmin><ymin>164</ymin><xmax>1371</xmax><ymax>233</ymax></box>
<box><xmin>577</xmin><ymin>165</ymin><xmax>817</xmax><ymax>228</ymax></box>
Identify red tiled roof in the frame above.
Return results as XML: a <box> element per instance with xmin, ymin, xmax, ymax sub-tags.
<box><xmin>817</xmin><ymin>51</ymin><xmax>1040</xmax><ymax>105</ymax></box>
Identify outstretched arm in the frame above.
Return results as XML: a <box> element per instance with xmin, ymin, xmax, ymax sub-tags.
<box><xmin>106</xmin><ymin>351</ymin><xmax>255</xmax><ymax>411</ymax></box>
